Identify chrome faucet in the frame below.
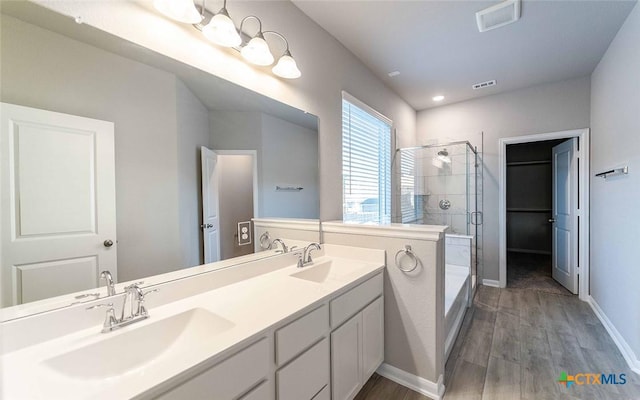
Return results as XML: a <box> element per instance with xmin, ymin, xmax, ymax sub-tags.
<box><xmin>298</xmin><ymin>242</ymin><xmax>322</xmax><ymax>268</ymax></box>
<box><xmin>121</xmin><ymin>284</ymin><xmax>146</xmax><ymax>321</ymax></box>
<box><xmin>100</xmin><ymin>270</ymin><xmax>116</xmax><ymax>296</ymax></box>
<box><xmin>271</xmin><ymin>238</ymin><xmax>289</xmax><ymax>253</ymax></box>
<box><xmin>87</xmin><ymin>283</ymin><xmax>157</xmax><ymax>333</ymax></box>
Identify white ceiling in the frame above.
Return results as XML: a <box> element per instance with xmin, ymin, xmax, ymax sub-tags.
<box><xmin>293</xmin><ymin>0</ymin><xmax>637</xmax><ymax>110</ymax></box>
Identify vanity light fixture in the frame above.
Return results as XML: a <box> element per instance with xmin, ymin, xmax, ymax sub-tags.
<box><xmin>154</xmin><ymin>0</ymin><xmax>301</xmax><ymax>79</ymax></box>
<box><xmin>240</xmin><ymin>16</ymin><xmax>274</xmax><ymax>66</ymax></box>
<box><xmin>153</xmin><ymin>0</ymin><xmax>202</xmax><ymax>24</ymax></box>
<box><xmin>201</xmin><ymin>0</ymin><xmax>241</xmax><ymax>47</ymax></box>
<box><xmin>267</xmin><ymin>31</ymin><xmax>302</xmax><ymax>79</ymax></box>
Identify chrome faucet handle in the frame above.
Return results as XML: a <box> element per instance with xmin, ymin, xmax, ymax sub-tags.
<box><xmin>143</xmin><ymin>288</ymin><xmax>159</xmax><ymax>297</ymax></box>
<box><xmin>138</xmin><ymin>289</ymin><xmax>159</xmax><ymax>316</ymax></box>
<box><xmin>75</xmin><ymin>292</ymin><xmax>100</xmax><ymax>300</ymax></box>
<box><xmin>87</xmin><ymin>303</ymin><xmax>118</xmax><ymax>332</ymax></box>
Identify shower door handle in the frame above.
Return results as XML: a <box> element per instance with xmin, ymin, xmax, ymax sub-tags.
<box><xmin>471</xmin><ymin>212</ymin><xmax>483</xmax><ymax>225</ymax></box>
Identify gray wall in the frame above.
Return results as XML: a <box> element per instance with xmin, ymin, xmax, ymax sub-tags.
<box><xmin>590</xmin><ymin>2</ymin><xmax>640</xmax><ymax>363</ymax></box>
<box><xmin>416</xmin><ymin>76</ymin><xmax>591</xmax><ymax>281</ymax></box>
<box><xmin>176</xmin><ymin>79</ymin><xmax>210</xmax><ymax>268</ymax></box>
<box><xmin>1</xmin><ymin>15</ymin><xmax>207</xmax><ymax>282</ymax></box>
<box><xmin>218</xmin><ymin>155</ymin><xmax>254</xmax><ymax>260</ymax></box>
<box><xmin>209</xmin><ymin>110</ymin><xmax>319</xmax><ymax>219</ymax></box>
<box><xmin>261</xmin><ymin>113</ymin><xmax>319</xmax><ymax>218</ymax></box>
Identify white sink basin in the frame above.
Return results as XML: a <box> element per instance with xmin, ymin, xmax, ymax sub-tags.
<box><xmin>42</xmin><ymin>308</ymin><xmax>234</xmax><ymax>379</ymax></box>
<box><xmin>290</xmin><ymin>259</ymin><xmax>364</xmax><ymax>283</ymax></box>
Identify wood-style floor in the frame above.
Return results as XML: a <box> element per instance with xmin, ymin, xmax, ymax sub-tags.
<box><xmin>356</xmin><ymin>285</ymin><xmax>640</xmax><ymax>400</ymax></box>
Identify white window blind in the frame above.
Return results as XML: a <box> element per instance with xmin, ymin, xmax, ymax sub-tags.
<box><xmin>400</xmin><ymin>149</ymin><xmax>418</xmax><ymax>223</ymax></box>
<box><xmin>342</xmin><ymin>95</ymin><xmax>392</xmax><ymax>224</ymax></box>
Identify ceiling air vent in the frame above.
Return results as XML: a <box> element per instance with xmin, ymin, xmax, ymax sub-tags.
<box><xmin>472</xmin><ymin>80</ymin><xmax>497</xmax><ymax>90</ymax></box>
<box><xmin>476</xmin><ymin>0</ymin><xmax>521</xmax><ymax>32</ymax></box>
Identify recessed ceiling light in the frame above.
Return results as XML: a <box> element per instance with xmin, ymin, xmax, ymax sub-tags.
<box><xmin>433</xmin><ymin>95</ymin><xmax>445</xmax><ymax>102</ymax></box>
<box><xmin>388</xmin><ymin>71</ymin><xmax>400</xmax><ymax>77</ymax></box>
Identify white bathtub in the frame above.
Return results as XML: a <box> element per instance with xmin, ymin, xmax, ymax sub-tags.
<box><xmin>444</xmin><ymin>235</ymin><xmax>472</xmax><ymax>361</ymax></box>
<box><xmin>445</xmin><ymin>264</ymin><xmax>470</xmax><ymax>358</ymax></box>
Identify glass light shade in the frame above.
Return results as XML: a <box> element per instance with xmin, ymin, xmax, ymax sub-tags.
<box><xmin>241</xmin><ymin>36</ymin><xmax>274</xmax><ymax>66</ymax></box>
<box><xmin>153</xmin><ymin>0</ymin><xmax>202</xmax><ymax>23</ymax></box>
<box><xmin>202</xmin><ymin>13</ymin><xmax>241</xmax><ymax>47</ymax></box>
<box><xmin>272</xmin><ymin>54</ymin><xmax>301</xmax><ymax>79</ymax></box>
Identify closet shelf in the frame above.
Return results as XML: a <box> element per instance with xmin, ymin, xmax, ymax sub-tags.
<box><xmin>506</xmin><ymin>208</ymin><xmax>552</xmax><ymax>213</ymax></box>
<box><xmin>506</xmin><ymin>160</ymin><xmax>551</xmax><ymax>166</ymax></box>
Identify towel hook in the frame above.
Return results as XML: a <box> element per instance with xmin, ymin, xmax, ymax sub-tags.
<box><xmin>395</xmin><ymin>245</ymin><xmax>418</xmax><ymax>273</ymax></box>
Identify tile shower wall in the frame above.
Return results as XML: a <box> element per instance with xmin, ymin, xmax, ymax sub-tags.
<box><xmin>394</xmin><ymin>142</ymin><xmax>483</xmax><ymax>284</ymax></box>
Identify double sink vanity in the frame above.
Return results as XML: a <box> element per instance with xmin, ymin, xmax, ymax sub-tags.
<box><xmin>0</xmin><ymin>244</ymin><xmax>385</xmax><ymax>400</ymax></box>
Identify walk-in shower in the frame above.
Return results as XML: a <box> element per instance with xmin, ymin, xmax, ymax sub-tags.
<box><xmin>392</xmin><ymin>141</ymin><xmax>483</xmax><ymax>284</ymax></box>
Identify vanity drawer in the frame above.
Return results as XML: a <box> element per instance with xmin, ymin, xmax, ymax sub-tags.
<box><xmin>276</xmin><ymin>338</ymin><xmax>329</xmax><ymax>400</ymax></box>
<box><xmin>275</xmin><ymin>304</ymin><xmax>328</xmax><ymax>365</ymax></box>
<box><xmin>156</xmin><ymin>338</ymin><xmax>269</xmax><ymax>400</ymax></box>
<box><xmin>330</xmin><ymin>273</ymin><xmax>383</xmax><ymax>328</ymax></box>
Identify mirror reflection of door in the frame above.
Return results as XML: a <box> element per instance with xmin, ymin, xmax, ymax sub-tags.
<box><xmin>201</xmin><ymin>147</ymin><xmax>257</xmax><ymax>263</ymax></box>
<box><xmin>0</xmin><ymin>103</ymin><xmax>117</xmax><ymax>306</ymax></box>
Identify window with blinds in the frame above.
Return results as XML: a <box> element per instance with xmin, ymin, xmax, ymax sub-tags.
<box><xmin>399</xmin><ymin>149</ymin><xmax>418</xmax><ymax>223</ymax></box>
<box><xmin>342</xmin><ymin>95</ymin><xmax>392</xmax><ymax>224</ymax></box>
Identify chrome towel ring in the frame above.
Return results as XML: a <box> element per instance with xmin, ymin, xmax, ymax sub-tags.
<box><xmin>259</xmin><ymin>231</ymin><xmax>272</xmax><ymax>250</ymax></box>
<box><xmin>395</xmin><ymin>245</ymin><xmax>418</xmax><ymax>272</ymax></box>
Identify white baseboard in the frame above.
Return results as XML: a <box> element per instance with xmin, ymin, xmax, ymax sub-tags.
<box><xmin>376</xmin><ymin>363</ymin><xmax>445</xmax><ymax>400</ymax></box>
<box><xmin>481</xmin><ymin>279</ymin><xmax>500</xmax><ymax>287</ymax></box>
<box><xmin>587</xmin><ymin>296</ymin><xmax>640</xmax><ymax>375</ymax></box>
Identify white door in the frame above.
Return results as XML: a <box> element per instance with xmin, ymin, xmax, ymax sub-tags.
<box><xmin>0</xmin><ymin>103</ymin><xmax>117</xmax><ymax>306</ymax></box>
<box><xmin>551</xmin><ymin>138</ymin><xmax>578</xmax><ymax>294</ymax></box>
<box><xmin>201</xmin><ymin>147</ymin><xmax>220</xmax><ymax>263</ymax></box>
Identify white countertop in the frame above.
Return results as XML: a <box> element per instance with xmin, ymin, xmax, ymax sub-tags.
<box><xmin>0</xmin><ymin>245</ymin><xmax>384</xmax><ymax>400</ymax></box>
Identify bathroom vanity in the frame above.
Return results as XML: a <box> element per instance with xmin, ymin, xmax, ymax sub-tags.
<box><xmin>0</xmin><ymin>245</ymin><xmax>384</xmax><ymax>400</ymax></box>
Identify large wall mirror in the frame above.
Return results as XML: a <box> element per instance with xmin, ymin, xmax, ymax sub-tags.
<box><xmin>0</xmin><ymin>2</ymin><xmax>319</xmax><ymax>317</ymax></box>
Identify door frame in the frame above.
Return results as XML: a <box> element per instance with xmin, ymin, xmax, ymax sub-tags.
<box><xmin>498</xmin><ymin>128</ymin><xmax>590</xmax><ymax>301</ymax></box>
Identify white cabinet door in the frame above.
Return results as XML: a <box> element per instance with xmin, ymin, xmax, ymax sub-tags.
<box><xmin>331</xmin><ymin>314</ymin><xmax>361</xmax><ymax>400</ymax></box>
<box><xmin>0</xmin><ymin>103</ymin><xmax>116</xmax><ymax>306</ymax></box>
<box><xmin>361</xmin><ymin>297</ymin><xmax>384</xmax><ymax>381</ymax></box>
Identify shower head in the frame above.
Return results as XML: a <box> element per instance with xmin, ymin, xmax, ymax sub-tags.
<box><xmin>436</xmin><ymin>148</ymin><xmax>452</xmax><ymax>164</ymax></box>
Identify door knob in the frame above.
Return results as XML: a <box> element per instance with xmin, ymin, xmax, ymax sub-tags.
<box><xmin>103</xmin><ymin>239</ymin><xmax>114</xmax><ymax>247</ymax></box>
<box><xmin>548</xmin><ymin>218</ymin><xmax>556</xmax><ymax>223</ymax></box>
<box><xmin>200</xmin><ymin>224</ymin><xmax>214</xmax><ymax>229</ymax></box>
